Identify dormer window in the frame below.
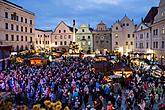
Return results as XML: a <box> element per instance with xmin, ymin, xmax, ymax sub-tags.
<box><xmin>161</xmin><ymin>12</ymin><xmax>164</xmax><ymax>16</ymax></box>
<box><xmin>82</xmin><ymin>29</ymin><xmax>85</xmax><ymax>32</ymax></box>
<box><xmin>116</xmin><ymin>27</ymin><xmax>118</xmax><ymax>30</ymax></box>
<box><xmin>141</xmin><ymin>26</ymin><xmax>143</xmax><ymax>30</ymax></box>
<box><xmin>59</xmin><ymin>30</ymin><xmax>61</xmax><ymax>33</ymax></box>
<box><xmin>123</xmin><ymin>23</ymin><xmax>125</xmax><ymax>26</ymax></box>
<box><xmin>127</xmin><ymin>23</ymin><xmax>129</xmax><ymax>26</ymax></box>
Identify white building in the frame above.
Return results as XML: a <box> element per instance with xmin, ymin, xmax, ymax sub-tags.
<box><xmin>52</xmin><ymin>21</ymin><xmax>75</xmax><ymax>51</ymax></box>
<box><xmin>0</xmin><ymin>0</ymin><xmax>35</xmax><ymax>52</ymax></box>
<box><xmin>152</xmin><ymin>0</ymin><xmax>165</xmax><ymax>64</ymax></box>
<box><xmin>34</xmin><ymin>29</ymin><xmax>52</xmax><ymax>51</ymax></box>
<box><xmin>112</xmin><ymin>15</ymin><xmax>135</xmax><ymax>55</ymax></box>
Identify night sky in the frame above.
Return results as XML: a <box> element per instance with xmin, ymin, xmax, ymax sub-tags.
<box><xmin>10</xmin><ymin>0</ymin><xmax>159</xmax><ymax>30</ymax></box>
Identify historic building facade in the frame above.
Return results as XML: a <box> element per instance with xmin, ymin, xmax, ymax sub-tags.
<box><xmin>76</xmin><ymin>24</ymin><xmax>93</xmax><ymax>52</ymax></box>
<box><xmin>93</xmin><ymin>21</ymin><xmax>112</xmax><ymax>52</ymax></box>
<box><xmin>151</xmin><ymin>0</ymin><xmax>165</xmax><ymax>64</ymax></box>
<box><xmin>0</xmin><ymin>0</ymin><xmax>35</xmax><ymax>52</ymax></box>
<box><xmin>112</xmin><ymin>15</ymin><xmax>135</xmax><ymax>55</ymax></box>
<box><xmin>34</xmin><ymin>29</ymin><xmax>52</xmax><ymax>51</ymax></box>
<box><xmin>52</xmin><ymin>21</ymin><xmax>75</xmax><ymax>51</ymax></box>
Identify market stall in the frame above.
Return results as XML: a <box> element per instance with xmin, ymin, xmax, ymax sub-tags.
<box><xmin>29</xmin><ymin>57</ymin><xmax>47</xmax><ymax>65</ymax></box>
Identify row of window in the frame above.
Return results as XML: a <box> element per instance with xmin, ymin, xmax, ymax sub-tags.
<box><xmin>115</xmin><ymin>34</ymin><xmax>134</xmax><ymax>38</ymax></box>
<box><xmin>153</xmin><ymin>28</ymin><xmax>165</xmax><ymax>35</ymax></box>
<box><xmin>115</xmin><ymin>23</ymin><xmax>130</xmax><ymax>30</ymax></box>
<box><xmin>115</xmin><ymin>42</ymin><xmax>133</xmax><ymax>45</ymax></box>
<box><xmin>55</xmin><ymin>35</ymin><xmax>71</xmax><ymax>39</ymax></box>
<box><xmin>55</xmin><ymin>41</ymin><xmax>72</xmax><ymax>46</ymax></box>
<box><xmin>36</xmin><ymin>40</ymin><xmax>50</xmax><ymax>45</ymax></box>
<box><xmin>38</xmin><ymin>34</ymin><xmax>49</xmax><ymax>38</ymax></box>
<box><xmin>5</xmin><ymin>34</ymin><xmax>32</xmax><ymax>42</ymax></box>
<box><xmin>15</xmin><ymin>45</ymin><xmax>33</xmax><ymax>51</ymax></box>
<box><xmin>96</xmin><ymin>40</ymin><xmax>109</xmax><ymax>43</ymax></box>
<box><xmin>136</xmin><ymin>41</ymin><xmax>164</xmax><ymax>49</ymax></box>
<box><xmin>139</xmin><ymin>33</ymin><xmax>149</xmax><ymax>39</ymax></box>
<box><xmin>5</xmin><ymin>23</ymin><xmax>33</xmax><ymax>33</ymax></box>
<box><xmin>5</xmin><ymin>12</ymin><xmax>33</xmax><ymax>25</ymax></box>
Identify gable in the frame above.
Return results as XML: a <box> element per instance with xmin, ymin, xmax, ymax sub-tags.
<box><xmin>136</xmin><ymin>23</ymin><xmax>149</xmax><ymax>32</ymax></box>
<box><xmin>53</xmin><ymin>21</ymin><xmax>73</xmax><ymax>34</ymax></box>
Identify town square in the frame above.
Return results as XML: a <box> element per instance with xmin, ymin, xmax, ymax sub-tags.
<box><xmin>0</xmin><ymin>0</ymin><xmax>164</xmax><ymax>110</ymax></box>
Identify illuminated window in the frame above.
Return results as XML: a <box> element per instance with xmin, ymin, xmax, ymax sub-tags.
<box><xmin>162</xmin><ymin>27</ymin><xmax>165</xmax><ymax>34</ymax></box>
<box><xmin>115</xmin><ymin>34</ymin><xmax>118</xmax><ymax>38</ymax></box>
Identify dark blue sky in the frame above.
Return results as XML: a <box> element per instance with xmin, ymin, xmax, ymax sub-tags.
<box><xmin>10</xmin><ymin>0</ymin><xmax>159</xmax><ymax>30</ymax></box>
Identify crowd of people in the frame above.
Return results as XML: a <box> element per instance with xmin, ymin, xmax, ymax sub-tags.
<box><xmin>0</xmin><ymin>56</ymin><xmax>164</xmax><ymax>110</ymax></box>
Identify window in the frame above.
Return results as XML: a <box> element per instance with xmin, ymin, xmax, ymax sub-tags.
<box><xmin>70</xmin><ymin>41</ymin><xmax>72</xmax><ymax>44</ymax></box>
<box><xmin>30</xmin><ymin>37</ymin><xmax>32</xmax><ymax>42</ymax></box>
<box><xmin>21</xmin><ymin>36</ymin><xmax>23</xmax><ymax>41</ymax></box>
<box><xmin>60</xmin><ymin>35</ymin><xmax>62</xmax><ymax>39</ymax></box>
<box><xmin>139</xmin><ymin>43</ymin><xmax>143</xmax><ymax>48</ymax></box>
<box><xmin>40</xmin><ymin>41</ymin><xmax>41</xmax><ymax>44</ymax></box>
<box><xmin>132</xmin><ymin>34</ymin><xmax>134</xmax><ymax>38</ymax></box>
<box><xmin>60</xmin><ymin>41</ymin><xmax>63</xmax><ymax>45</ymax></box>
<box><xmin>16</xmin><ymin>16</ymin><xmax>19</xmax><ymax>21</ymax></box>
<box><xmin>106</xmin><ymin>41</ymin><xmax>109</xmax><ymax>43</ymax></box>
<box><xmin>96</xmin><ymin>41</ymin><xmax>99</xmax><ymax>43</ymax></box>
<box><xmin>136</xmin><ymin>43</ymin><xmax>137</xmax><ymax>48</ymax></box>
<box><xmin>5</xmin><ymin>23</ymin><xmax>8</xmax><ymax>29</ymax></box>
<box><xmin>55</xmin><ymin>42</ymin><xmax>57</xmax><ymax>45</ymax></box>
<box><xmin>43</xmin><ymin>41</ymin><xmax>44</xmax><ymax>44</ymax></box>
<box><xmin>153</xmin><ymin>29</ymin><xmax>158</xmax><ymax>35</ymax></box>
<box><xmin>11</xmin><ymin>35</ymin><xmax>14</xmax><ymax>41</ymax></box>
<box><xmin>156</xmin><ymin>42</ymin><xmax>158</xmax><ymax>48</ymax></box>
<box><xmin>6</xmin><ymin>34</ymin><xmax>8</xmax><ymax>41</ymax></box>
<box><xmin>126</xmin><ymin>23</ymin><xmax>129</xmax><ymax>26</ymax></box>
<box><xmin>48</xmin><ymin>41</ymin><xmax>49</xmax><ymax>44</ymax></box>
<box><xmin>162</xmin><ymin>41</ymin><xmax>164</xmax><ymax>48</ymax></box>
<box><xmin>64</xmin><ymin>30</ymin><xmax>66</xmax><ymax>33</ymax></box>
<box><xmin>64</xmin><ymin>41</ymin><xmax>67</xmax><ymax>45</ymax></box>
<box><xmin>68</xmin><ymin>35</ymin><xmax>71</xmax><ymax>39</ymax></box>
<box><xmin>115</xmin><ymin>34</ymin><xmax>118</xmax><ymax>38</ymax></box>
<box><xmin>21</xmin><ymin>17</ymin><xmax>23</xmax><ymax>22</ymax></box>
<box><xmin>25</xmin><ymin>27</ymin><xmax>27</xmax><ymax>32</ymax></box>
<box><xmin>20</xmin><ymin>45</ymin><xmax>23</xmax><ymax>51</ymax></box>
<box><xmin>123</xmin><ymin>23</ymin><xmax>125</xmax><ymax>26</ymax></box>
<box><xmin>30</xmin><ymin>20</ymin><xmax>32</xmax><ymax>25</ymax></box>
<box><xmin>17</xmin><ymin>35</ymin><xmax>19</xmax><ymax>41</ymax></box>
<box><xmin>116</xmin><ymin>27</ymin><xmax>118</xmax><ymax>30</ymax></box>
<box><xmin>30</xmin><ymin>28</ymin><xmax>32</xmax><ymax>33</ymax></box>
<box><xmin>126</xmin><ymin>42</ymin><xmax>128</xmax><ymax>45</ymax></box>
<box><xmin>88</xmin><ymin>41</ymin><xmax>91</xmax><ymax>45</ymax></box>
<box><xmin>16</xmin><ymin>45</ymin><xmax>19</xmax><ymax>51</ymax></box>
<box><xmin>82</xmin><ymin>29</ymin><xmax>85</xmax><ymax>32</ymax></box>
<box><xmin>10</xmin><ymin>14</ymin><xmax>13</xmax><ymax>20</ymax></box>
<box><xmin>16</xmin><ymin>25</ymin><xmax>19</xmax><ymax>31</ymax></box>
<box><xmin>5</xmin><ymin>12</ymin><xmax>8</xmax><ymax>18</ymax></box>
<box><xmin>131</xmin><ymin>42</ymin><xmax>133</xmax><ymax>45</ymax></box>
<box><xmin>146</xmin><ymin>42</ymin><xmax>148</xmax><ymax>48</ymax></box>
<box><xmin>88</xmin><ymin>36</ymin><xmax>90</xmax><ymax>39</ymax></box>
<box><xmin>83</xmin><ymin>36</ymin><xmax>85</xmax><ymax>39</ymax></box>
<box><xmin>115</xmin><ymin>42</ymin><xmax>118</xmax><ymax>45</ymax></box>
<box><xmin>162</xmin><ymin>28</ymin><xmax>165</xmax><ymax>34</ymax></box>
<box><xmin>25</xmin><ymin>36</ymin><xmax>27</xmax><ymax>41</ymax></box>
<box><xmin>147</xmin><ymin>33</ymin><xmax>149</xmax><ymax>38</ymax></box>
<box><xmin>153</xmin><ymin>42</ymin><xmax>156</xmax><ymax>48</ymax></box>
<box><xmin>25</xmin><ymin>18</ymin><xmax>27</xmax><ymax>23</ymax></box>
<box><xmin>161</xmin><ymin>12</ymin><xmax>164</xmax><ymax>16</ymax></box>
<box><xmin>21</xmin><ymin>26</ymin><xmax>23</xmax><ymax>32</ymax></box>
<box><xmin>140</xmin><ymin>34</ymin><xmax>143</xmax><ymax>39</ymax></box>
<box><xmin>11</xmin><ymin>24</ymin><xmax>14</xmax><ymax>30</ymax></box>
<box><xmin>59</xmin><ymin>30</ymin><xmax>61</xmax><ymax>33</ymax></box>
<box><xmin>128</xmin><ymin>34</ymin><xmax>130</xmax><ymax>38</ymax></box>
